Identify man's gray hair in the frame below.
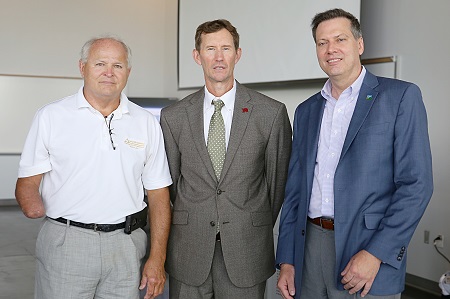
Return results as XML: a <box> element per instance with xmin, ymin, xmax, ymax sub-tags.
<box><xmin>80</xmin><ymin>35</ymin><xmax>132</xmax><ymax>68</ymax></box>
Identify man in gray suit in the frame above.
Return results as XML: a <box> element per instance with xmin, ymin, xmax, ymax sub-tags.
<box><xmin>160</xmin><ymin>19</ymin><xmax>292</xmax><ymax>298</ymax></box>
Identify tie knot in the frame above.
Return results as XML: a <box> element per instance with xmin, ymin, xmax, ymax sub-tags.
<box><xmin>212</xmin><ymin>99</ymin><xmax>225</xmax><ymax>112</ymax></box>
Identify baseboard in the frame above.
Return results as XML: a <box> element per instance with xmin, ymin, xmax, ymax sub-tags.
<box><xmin>406</xmin><ymin>273</ymin><xmax>442</xmax><ymax>297</ymax></box>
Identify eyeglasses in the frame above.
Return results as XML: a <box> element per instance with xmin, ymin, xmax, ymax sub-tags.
<box><xmin>104</xmin><ymin>113</ymin><xmax>116</xmax><ymax>150</ymax></box>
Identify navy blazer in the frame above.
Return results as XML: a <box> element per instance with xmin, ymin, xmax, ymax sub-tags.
<box><xmin>276</xmin><ymin>71</ymin><xmax>433</xmax><ymax>296</ymax></box>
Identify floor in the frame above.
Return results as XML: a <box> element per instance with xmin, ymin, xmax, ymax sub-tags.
<box><xmin>0</xmin><ymin>201</ymin><xmax>442</xmax><ymax>299</ymax></box>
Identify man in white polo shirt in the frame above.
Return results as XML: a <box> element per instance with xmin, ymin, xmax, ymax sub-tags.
<box><xmin>15</xmin><ymin>35</ymin><xmax>172</xmax><ymax>299</ymax></box>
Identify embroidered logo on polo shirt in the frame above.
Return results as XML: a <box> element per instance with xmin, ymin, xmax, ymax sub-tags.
<box><xmin>124</xmin><ymin>139</ymin><xmax>145</xmax><ymax>149</ymax></box>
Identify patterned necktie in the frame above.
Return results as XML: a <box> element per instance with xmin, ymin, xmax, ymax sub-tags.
<box><xmin>207</xmin><ymin>99</ymin><xmax>226</xmax><ymax>180</ymax></box>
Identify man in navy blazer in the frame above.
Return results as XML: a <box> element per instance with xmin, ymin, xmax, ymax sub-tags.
<box><xmin>276</xmin><ymin>8</ymin><xmax>433</xmax><ymax>299</ymax></box>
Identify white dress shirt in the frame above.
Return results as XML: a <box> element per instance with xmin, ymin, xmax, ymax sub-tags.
<box><xmin>203</xmin><ymin>81</ymin><xmax>236</xmax><ymax>148</ymax></box>
<box><xmin>308</xmin><ymin>67</ymin><xmax>367</xmax><ymax>219</ymax></box>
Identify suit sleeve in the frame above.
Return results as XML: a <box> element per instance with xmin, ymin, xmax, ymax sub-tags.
<box><xmin>160</xmin><ymin>110</ymin><xmax>180</xmax><ymax>204</ymax></box>
<box><xmin>365</xmin><ymin>83</ymin><xmax>433</xmax><ymax>268</ymax></box>
<box><xmin>275</xmin><ymin>106</ymin><xmax>302</xmax><ymax>266</ymax></box>
<box><xmin>265</xmin><ymin>104</ymin><xmax>292</xmax><ymax>225</ymax></box>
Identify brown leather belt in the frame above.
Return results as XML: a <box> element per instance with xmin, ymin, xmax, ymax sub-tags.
<box><xmin>308</xmin><ymin>217</ymin><xmax>334</xmax><ymax>230</ymax></box>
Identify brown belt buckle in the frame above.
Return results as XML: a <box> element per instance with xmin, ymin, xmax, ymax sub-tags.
<box><xmin>319</xmin><ymin>217</ymin><xmax>334</xmax><ymax>230</ymax></box>
<box><xmin>309</xmin><ymin>217</ymin><xmax>334</xmax><ymax>230</ymax></box>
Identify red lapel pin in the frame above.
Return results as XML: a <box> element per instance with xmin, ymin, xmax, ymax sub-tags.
<box><xmin>242</xmin><ymin>108</ymin><xmax>248</xmax><ymax>113</ymax></box>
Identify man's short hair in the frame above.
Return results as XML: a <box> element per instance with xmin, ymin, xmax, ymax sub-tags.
<box><xmin>195</xmin><ymin>19</ymin><xmax>239</xmax><ymax>51</ymax></box>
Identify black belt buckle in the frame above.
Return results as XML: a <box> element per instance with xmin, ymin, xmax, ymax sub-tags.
<box><xmin>124</xmin><ymin>206</ymin><xmax>148</xmax><ymax>234</ymax></box>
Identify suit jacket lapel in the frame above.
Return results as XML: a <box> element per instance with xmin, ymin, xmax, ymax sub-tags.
<box><xmin>186</xmin><ymin>88</ymin><xmax>217</xmax><ymax>180</ymax></box>
<box><xmin>306</xmin><ymin>94</ymin><xmax>325</xmax><ymax>197</ymax></box>
<box><xmin>220</xmin><ymin>83</ymin><xmax>252</xmax><ymax>182</ymax></box>
<box><xmin>340</xmin><ymin>72</ymin><xmax>380</xmax><ymax>161</ymax></box>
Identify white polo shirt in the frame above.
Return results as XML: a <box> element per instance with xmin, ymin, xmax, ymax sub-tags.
<box><xmin>18</xmin><ymin>87</ymin><xmax>172</xmax><ymax>224</ymax></box>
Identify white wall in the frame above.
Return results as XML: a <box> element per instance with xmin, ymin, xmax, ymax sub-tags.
<box><xmin>0</xmin><ymin>155</ymin><xmax>20</xmax><ymax>200</ymax></box>
<box><xmin>1</xmin><ymin>0</ymin><xmax>449</xmax><ymax>288</ymax></box>
<box><xmin>177</xmin><ymin>0</ymin><xmax>360</xmax><ymax>88</ymax></box>
<box><xmin>0</xmin><ymin>0</ymin><xmax>168</xmax><ymax>97</ymax></box>
<box><xmin>161</xmin><ymin>0</ymin><xmax>324</xmax><ymax>122</ymax></box>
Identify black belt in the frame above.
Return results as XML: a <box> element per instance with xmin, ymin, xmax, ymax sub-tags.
<box><xmin>308</xmin><ymin>217</ymin><xmax>334</xmax><ymax>230</ymax></box>
<box><xmin>50</xmin><ymin>217</ymin><xmax>126</xmax><ymax>232</ymax></box>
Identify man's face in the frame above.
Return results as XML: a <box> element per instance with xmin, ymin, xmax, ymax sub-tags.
<box><xmin>315</xmin><ymin>17</ymin><xmax>364</xmax><ymax>82</ymax></box>
<box><xmin>193</xmin><ymin>28</ymin><xmax>241</xmax><ymax>88</ymax></box>
<box><xmin>79</xmin><ymin>39</ymin><xmax>130</xmax><ymax>103</ymax></box>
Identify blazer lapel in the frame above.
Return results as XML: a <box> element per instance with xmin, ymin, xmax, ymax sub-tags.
<box><xmin>306</xmin><ymin>94</ymin><xmax>325</xmax><ymax>197</ymax></box>
<box><xmin>186</xmin><ymin>89</ymin><xmax>217</xmax><ymax>180</ymax></box>
<box><xmin>340</xmin><ymin>72</ymin><xmax>380</xmax><ymax>161</ymax></box>
<box><xmin>220</xmin><ymin>83</ymin><xmax>252</xmax><ymax>182</ymax></box>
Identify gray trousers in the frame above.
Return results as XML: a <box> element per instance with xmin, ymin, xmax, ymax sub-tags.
<box><xmin>300</xmin><ymin>222</ymin><xmax>401</xmax><ymax>299</ymax></box>
<box><xmin>169</xmin><ymin>241</ymin><xmax>266</xmax><ymax>299</ymax></box>
<box><xmin>35</xmin><ymin>218</ymin><xmax>147</xmax><ymax>299</ymax></box>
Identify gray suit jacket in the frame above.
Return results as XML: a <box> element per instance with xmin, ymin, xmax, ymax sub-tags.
<box><xmin>160</xmin><ymin>82</ymin><xmax>292</xmax><ymax>287</ymax></box>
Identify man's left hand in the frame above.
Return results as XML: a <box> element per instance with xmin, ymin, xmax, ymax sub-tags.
<box><xmin>340</xmin><ymin>250</ymin><xmax>381</xmax><ymax>297</ymax></box>
<box><xmin>139</xmin><ymin>259</ymin><xmax>166</xmax><ymax>299</ymax></box>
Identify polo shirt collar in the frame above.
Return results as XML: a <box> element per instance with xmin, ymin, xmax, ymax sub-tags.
<box><xmin>76</xmin><ymin>86</ymin><xmax>130</xmax><ymax>118</ymax></box>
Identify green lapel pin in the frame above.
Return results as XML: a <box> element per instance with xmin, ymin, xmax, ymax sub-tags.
<box><xmin>366</xmin><ymin>94</ymin><xmax>373</xmax><ymax>100</ymax></box>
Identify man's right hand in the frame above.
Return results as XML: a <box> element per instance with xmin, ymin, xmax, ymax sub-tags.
<box><xmin>277</xmin><ymin>263</ymin><xmax>296</xmax><ymax>299</ymax></box>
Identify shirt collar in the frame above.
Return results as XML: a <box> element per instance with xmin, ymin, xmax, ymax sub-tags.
<box><xmin>76</xmin><ymin>86</ymin><xmax>130</xmax><ymax>118</ymax></box>
<box><xmin>321</xmin><ymin>66</ymin><xmax>367</xmax><ymax>102</ymax></box>
<box><xmin>203</xmin><ymin>80</ymin><xmax>237</xmax><ymax>112</ymax></box>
